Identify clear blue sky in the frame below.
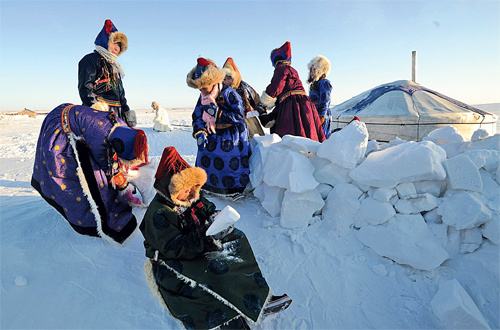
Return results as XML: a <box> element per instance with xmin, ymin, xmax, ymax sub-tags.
<box><xmin>1</xmin><ymin>0</ymin><xmax>499</xmax><ymax>111</ymax></box>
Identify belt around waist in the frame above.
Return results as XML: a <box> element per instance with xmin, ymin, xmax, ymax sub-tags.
<box><xmin>278</xmin><ymin>90</ymin><xmax>307</xmax><ymax>103</ymax></box>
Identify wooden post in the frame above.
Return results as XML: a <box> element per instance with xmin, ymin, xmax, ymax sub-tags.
<box><xmin>412</xmin><ymin>51</ymin><xmax>416</xmax><ymax>82</ymax></box>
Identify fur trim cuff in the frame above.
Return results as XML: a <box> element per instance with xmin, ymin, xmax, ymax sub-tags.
<box><xmin>260</xmin><ymin>91</ymin><xmax>276</xmax><ymax>109</ymax></box>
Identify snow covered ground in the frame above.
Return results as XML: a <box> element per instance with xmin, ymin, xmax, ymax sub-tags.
<box><xmin>1</xmin><ymin>109</ymin><xmax>498</xmax><ymax>329</ymax></box>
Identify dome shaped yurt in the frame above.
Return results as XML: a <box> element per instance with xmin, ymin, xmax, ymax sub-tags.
<box><xmin>331</xmin><ymin>80</ymin><xmax>497</xmax><ymax>142</ymax></box>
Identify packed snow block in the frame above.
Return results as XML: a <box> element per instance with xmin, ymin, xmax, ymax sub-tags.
<box><xmin>317</xmin><ymin>120</ymin><xmax>368</xmax><ymax>169</ymax></box>
<box><xmin>369</xmin><ymin>187</ymin><xmax>397</xmax><ymax>202</ymax></box>
<box><xmin>423</xmin><ymin>208</ymin><xmax>442</xmax><ymax>224</ymax></box>
<box><xmin>467</xmin><ymin>134</ymin><xmax>500</xmax><ymax>153</ymax></box>
<box><xmin>431</xmin><ymin>279</ymin><xmax>491</xmax><ymax>329</ymax></box>
<box><xmin>496</xmin><ymin>164</ymin><xmax>500</xmax><ymax>185</ymax></box>
<box><xmin>460</xmin><ymin>228</ymin><xmax>483</xmax><ymax>254</ymax></box>
<box><xmin>350</xmin><ymin>141</ymin><xmax>447</xmax><ymax>188</ymax></box>
<box><xmin>446</xmin><ymin>226</ymin><xmax>461</xmax><ymax>257</ymax></box>
<box><xmin>356</xmin><ymin>214</ymin><xmax>449</xmax><ymax>271</ymax></box>
<box><xmin>471</xmin><ymin>129</ymin><xmax>489</xmax><ymax>142</ymax></box>
<box><xmin>444</xmin><ymin>154</ymin><xmax>483</xmax><ymax>192</ymax></box>
<box><xmin>310</xmin><ymin>156</ymin><xmax>330</xmax><ymax>172</ymax></box>
<box><xmin>396</xmin><ymin>182</ymin><xmax>417</xmax><ymax>199</ymax></box>
<box><xmin>322</xmin><ymin>183</ymin><xmax>363</xmax><ymax>235</ymax></box>
<box><xmin>263</xmin><ymin>147</ymin><xmax>319</xmax><ymax>193</ymax></box>
<box><xmin>424</xmin><ymin>126</ymin><xmax>464</xmax><ymax>145</ymax></box>
<box><xmin>251</xmin><ymin>133</ymin><xmax>282</xmax><ymax>149</ymax></box>
<box><xmin>354</xmin><ymin>197</ymin><xmax>395</xmax><ymax>227</ymax></box>
<box><xmin>463</xmin><ymin>149</ymin><xmax>499</xmax><ymax>172</ymax></box>
<box><xmin>428</xmin><ymin>222</ymin><xmax>448</xmax><ymax>243</ymax></box>
<box><xmin>482</xmin><ymin>213</ymin><xmax>499</xmax><ymax>245</ymax></box>
<box><xmin>479</xmin><ymin>169</ymin><xmax>500</xmax><ymax>212</ymax></box>
<box><xmin>313</xmin><ymin>162</ymin><xmax>352</xmax><ymax>186</ymax></box>
<box><xmin>280</xmin><ymin>190</ymin><xmax>324</xmax><ymax>229</ymax></box>
<box><xmin>366</xmin><ymin>139</ymin><xmax>380</xmax><ymax>156</ymax></box>
<box><xmin>414</xmin><ymin>180</ymin><xmax>445</xmax><ymax>197</ymax></box>
<box><xmin>254</xmin><ymin>183</ymin><xmax>285</xmax><ymax>218</ymax></box>
<box><xmin>317</xmin><ymin>183</ymin><xmax>333</xmax><ymax>200</ymax></box>
<box><xmin>249</xmin><ymin>135</ymin><xmax>282</xmax><ymax>187</ymax></box>
<box><xmin>439</xmin><ymin>142</ymin><xmax>467</xmax><ymax>159</ymax></box>
<box><xmin>394</xmin><ymin>193</ymin><xmax>439</xmax><ymax>214</ymax></box>
<box><xmin>438</xmin><ymin>191</ymin><xmax>492</xmax><ymax>230</ymax></box>
<box><xmin>280</xmin><ymin>135</ymin><xmax>321</xmax><ymax>156</ymax></box>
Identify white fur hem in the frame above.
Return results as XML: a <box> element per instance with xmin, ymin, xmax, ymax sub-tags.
<box><xmin>68</xmin><ymin>133</ymin><xmax>118</xmax><ymax>245</ymax></box>
<box><xmin>156</xmin><ymin>259</ymin><xmax>272</xmax><ymax>327</ymax></box>
<box><xmin>260</xmin><ymin>91</ymin><xmax>276</xmax><ymax>109</ymax></box>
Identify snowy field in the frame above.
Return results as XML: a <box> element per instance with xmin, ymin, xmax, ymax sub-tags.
<box><xmin>1</xmin><ymin>109</ymin><xmax>499</xmax><ymax>329</ymax></box>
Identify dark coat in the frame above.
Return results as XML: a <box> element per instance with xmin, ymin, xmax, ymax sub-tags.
<box><xmin>265</xmin><ymin>63</ymin><xmax>326</xmax><ymax>142</ymax></box>
<box><xmin>78</xmin><ymin>51</ymin><xmax>130</xmax><ymax>114</ymax></box>
<box><xmin>140</xmin><ymin>192</ymin><xmax>270</xmax><ymax>329</ymax></box>
<box><xmin>236</xmin><ymin>81</ymin><xmax>265</xmax><ymax>138</ymax></box>
<box><xmin>31</xmin><ymin>103</ymin><xmax>136</xmax><ymax>243</ymax></box>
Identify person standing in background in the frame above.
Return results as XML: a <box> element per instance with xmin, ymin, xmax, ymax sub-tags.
<box><xmin>222</xmin><ymin>57</ymin><xmax>265</xmax><ymax>138</ymax></box>
<box><xmin>308</xmin><ymin>55</ymin><xmax>333</xmax><ymax>138</ymax></box>
<box><xmin>78</xmin><ymin>19</ymin><xmax>136</xmax><ymax>127</ymax></box>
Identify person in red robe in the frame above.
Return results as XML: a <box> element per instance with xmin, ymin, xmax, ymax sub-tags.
<box><xmin>257</xmin><ymin>41</ymin><xmax>326</xmax><ymax>142</ymax></box>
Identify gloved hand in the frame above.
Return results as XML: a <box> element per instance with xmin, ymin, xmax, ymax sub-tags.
<box><xmin>202</xmin><ymin>105</ymin><xmax>217</xmax><ymax>134</ymax></box>
<box><xmin>259</xmin><ymin>113</ymin><xmax>275</xmax><ymax>128</ymax></box>
<box><xmin>254</xmin><ymin>103</ymin><xmax>267</xmax><ymax>115</ymax></box>
<box><xmin>196</xmin><ymin>133</ymin><xmax>207</xmax><ymax>150</ymax></box>
<box><xmin>118</xmin><ymin>182</ymin><xmax>145</xmax><ymax>207</ymax></box>
<box><xmin>210</xmin><ymin>225</ymin><xmax>235</xmax><ymax>241</ymax></box>
<box><xmin>246</xmin><ymin>110</ymin><xmax>260</xmax><ymax>119</ymax></box>
<box><xmin>320</xmin><ymin>116</ymin><xmax>326</xmax><ymax>125</ymax></box>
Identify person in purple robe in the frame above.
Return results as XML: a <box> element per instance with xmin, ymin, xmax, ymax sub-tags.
<box><xmin>31</xmin><ymin>103</ymin><xmax>148</xmax><ymax>244</ymax></box>
<box><xmin>186</xmin><ymin>58</ymin><xmax>250</xmax><ymax>197</ymax></box>
<box><xmin>308</xmin><ymin>55</ymin><xmax>333</xmax><ymax>138</ymax></box>
<box><xmin>257</xmin><ymin>41</ymin><xmax>326</xmax><ymax>142</ymax></box>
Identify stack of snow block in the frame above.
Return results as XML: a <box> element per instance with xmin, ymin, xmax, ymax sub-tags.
<box><xmin>249</xmin><ymin>121</ymin><xmax>499</xmax><ymax>270</ymax></box>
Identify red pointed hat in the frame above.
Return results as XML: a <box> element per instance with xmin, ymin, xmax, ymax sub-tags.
<box><xmin>155</xmin><ymin>146</ymin><xmax>190</xmax><ymax>181</ymax></box>
<box><xmin>270</xmin><ymin>41</ymin><xmax>292</xmax><ymax>66</ymax></box>
<box><xmin>154</xmin><ymin>147</ymin><xmax>207</xmax><ymax>204</ymax></box>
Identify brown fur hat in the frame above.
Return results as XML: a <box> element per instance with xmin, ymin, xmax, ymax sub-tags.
<box><xmin>154</xmin><ymin>147</ymin><xmax>207</xmax><ymax>206</ymax></box>
<box><xmin>222</xmin><ymin>57</ymin><xmax>242</xmax><ymax>89</ymax></box>
<box><xmin>307</xmin><ymin>55</ymin><xmax>331</xmax><ymax>83</ymax></box>
<box><xmin>169</xmin><ymin>167</ymin><xmax>207</xmax><ymax>206</ymax></box>
<box><xmin>186</xmin><ymin>57</ymin><xmax>225</xmax><ymax>90</ymax></box>
<box><xmin>109</xmin><ymin>31</ymin><xmax>128</xmax><ymax>55</ymax></box>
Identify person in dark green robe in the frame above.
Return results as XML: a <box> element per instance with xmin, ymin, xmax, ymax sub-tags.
<box><xmin>140</xmin><ymin>147</ymin><xmax>288</xmax><ymax>329</ymax></box>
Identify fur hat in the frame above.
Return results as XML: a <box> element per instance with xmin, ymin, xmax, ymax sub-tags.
<box><xmin>307</xmin><ymin>55</ymin><xmax>331</xmax><ymax>83</ymax></box>
<box><xmin>270</xmin><ymin>41</ymin><xmax>292</xmax><ymax>67</ymax></box>
<box><xmin>95</xmin><ymin>19</ymin><xmax>128</xmax><ymax>55</ymax></box>
<box><xmin>109</xmin><ymin>127</ymin><xmax>148</xmax><ymax>164</ymax></box>
<box><xmin>222</xmin><ymin>57</ymin><xmax>242</xmax><ymax>88</ymax></box>
<box><xmin>154</xmin><ymin>147</ymin><xmax>207</xmax><ymax>206</ymax></box>
<box><xmin>186</xmin><ymin>58</ymin><xmax>225</xmax><ymax>90</ymax></box>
